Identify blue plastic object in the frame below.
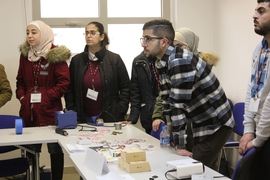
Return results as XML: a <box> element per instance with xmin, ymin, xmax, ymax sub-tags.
<box><xmin>150</xmin><ymin>122</ymin><xmax>165</xmax><ymax>140</ymax></box>
<box><xmin>55</xmin><ymin>110</ymin><xmax>77</xmax><ymax>129</ymax></box>
<box><xmin>15</xmin><ymin>119</ymin><xmax>23</xmax><ymax>134</ymax></box>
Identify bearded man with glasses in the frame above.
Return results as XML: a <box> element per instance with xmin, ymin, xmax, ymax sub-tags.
<box><xmin>141</xmin><ymin>19</ymin><xmax>234</xmax><ymax>171</ymax></box>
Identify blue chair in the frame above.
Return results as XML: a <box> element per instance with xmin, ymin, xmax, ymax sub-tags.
<box><xmin>218</xmin><ymin>102</ymin><xmax>245</xmax><ymax>174</ymax></box>
<box><xmin>150</xmin><ymin>122</ymin><xmax>165</xmax><ymax>140</ymax></box>
<box><xmin>231</xmin><ymin>148</ymin><xmax>256</xmax><ymax>180</ymax></box>
<box><xmin>0</xmin><ymin>115</ymin><xmax>30</xmax><ymax>179</ymax></box>
<box><xmin>225</xmin><ymin>102</ymin><xmax>245</xmax><ymax>146</ymax></box>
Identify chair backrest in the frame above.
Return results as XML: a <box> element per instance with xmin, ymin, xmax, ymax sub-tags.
<box><xmin>150</xmin><ymin>122</ymin><xmax>165</xmax><ymax>140</ymax></box>
<box><xmin>0</xmin><ymin>115</ymin><xmax>23</xmax><ymax>153</ymax></box>
<box><xmin>0</xmin><ymin>115</ymin><xmax>23</xmax><ymax>129</ymax></box>
<box><xmin>231</xmin><ymin>148</ymin><xmax>256</xmax><ymax>180</ymax></box>
<box><xmin>232</xmin><ymin>102</ymin><xmax>245</xmax><ymax>136</ymax></box>
<box><xmin>0</xmin><ymin>115</ymin><xmax>29</xmax><ymax>178</ymax></box>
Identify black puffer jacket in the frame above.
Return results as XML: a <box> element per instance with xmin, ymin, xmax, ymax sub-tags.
<box><xmin>65</xmin><ymin>45</ymin><xmax>130</xmax><ymax>122</ymax></box>
<box><xmin>127</xmin><ymin>52</ymin><xmax>158</xmax><ymax>131</ymax></box>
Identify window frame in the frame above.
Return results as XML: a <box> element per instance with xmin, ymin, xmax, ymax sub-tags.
<box><xmin>32</xmin><ymin>0</ymin><xmax>171</xmax><ymax>77</ymax></box>
<box><xmin>32</xmin><ymin>0</ymin><xmax>171</xmax><ymax>29</ymax></box>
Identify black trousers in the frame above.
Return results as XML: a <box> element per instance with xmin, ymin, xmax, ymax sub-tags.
<box><xmin>192</xmin><ymin>126</ymin><xmax>232</xmax><ymax>171</ymax></box>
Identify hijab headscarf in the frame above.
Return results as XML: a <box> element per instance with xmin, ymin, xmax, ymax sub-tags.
<box><xmin>27</xmin><ymin>20</ymin><xmax>54</xmax><ymax>62</ymax></box>
<box><xmin>174</xmin><ymin>27</ymin><xmax>199</xmax><ymax>56</ymax></box>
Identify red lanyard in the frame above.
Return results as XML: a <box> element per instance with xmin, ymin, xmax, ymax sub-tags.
<box><xmin>32</xmin><ymin>59</ymin><xmax>41</xmax><ymax>91</ymax></box>
<box><xmin>89</xmin><ymin>61</ymin><xmax>99</xmax><ymax>90</ymax></box>
<box><xmin>151</xmin><ymin>62</ymin><xmax>160</xmax><ymax>92</ymax></box>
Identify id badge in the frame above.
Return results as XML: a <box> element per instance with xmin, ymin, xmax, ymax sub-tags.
<box><xmin>248</xmin><ymin>98</ymin><xmax>260</xmax><ymax>112</ymax></box>
<box><xmin>86</xmin><ymin>88</ymin><xmax>98</xmax><ymax>101</ymax></box>
<box><xmin>30</xmin><ymin>93</ymin><xmax>42</xmax><ymax>103</ymax></box>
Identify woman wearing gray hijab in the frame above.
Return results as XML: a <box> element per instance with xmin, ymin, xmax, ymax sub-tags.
<box><xmin>174</xmin><ymin>27</ymin><xmax>219</xmax><ymax>68</ymax></box>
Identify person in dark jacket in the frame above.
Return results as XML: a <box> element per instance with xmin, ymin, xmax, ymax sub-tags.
<box><xmin>16</xmin><ymin>20</ymin><xmax>71</xmax><ymax>180</ymax></box>
<box><xmin>64</xmin><ymin>21</ymin><xmax>130</xmax><ymax>124</ymax></box>
<box><xmin>125</xmin><ymin>52</ymin><xmax>159</xmax><ymax>134</ymax></box>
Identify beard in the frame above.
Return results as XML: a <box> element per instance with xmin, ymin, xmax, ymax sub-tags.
<box><xmin>254</xmin><ymin>20</ymin><xmax>270</xmax><ymax>36</ymax></box>
<box><xmin>147</xmin><ymin>54</ymin><xmax>155</xmax><ymax>59</ymax></box>
<box><xmin>149</xmin><ymin>41</ymin><xmax>162</xmax><ymax>58</ymax></box>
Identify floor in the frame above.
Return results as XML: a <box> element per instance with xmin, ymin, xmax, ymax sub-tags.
<box><xmin>63</xmin><ymin>172</ymin><xmax>80</xmax><ymax>180</ymax></box>
<box><xmin>0</xmin><ymin>171</ymin><xmax>80</xmax><ymax>180</ymax></box>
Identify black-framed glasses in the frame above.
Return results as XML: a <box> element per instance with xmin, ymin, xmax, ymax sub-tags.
<box><xmin>84</xmin><ymin>30</ymin><xmax>100</xmax><ymax>36</ymax></box>
<box><xmin>140</xmin><ymin>36</ymin><xmax>163</xmax><ymax>44</ymax></box>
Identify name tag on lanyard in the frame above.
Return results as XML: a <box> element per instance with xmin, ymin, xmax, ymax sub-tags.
<box><xmin>31</xmin><ymin>59</ymin><xmax>42</xmax><ymax>103</ymax></box>
<box><xmin>30</xmin><ymin>93</ymin><xmax>42</xmax><ymax>103</ymax></box>
<box><xmin>86</xmin><ymin>88</ymin><xmax>98</xmax><ymax>101</ymax></box>
<box><xmin>248</xmin><ymin>97</ymin><xmax>260</xmax><ymax>112</ymax></box>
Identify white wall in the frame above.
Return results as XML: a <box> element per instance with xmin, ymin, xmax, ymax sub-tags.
<box><xmin>0</xmin><ymin>0</ymin><xmax>27</xmax><ymax>116</ymax></box>
<box><xmin>213</xmin><ymin>0</ymin><xmax>261</xmax><ymax>103</ymax></box>
<box><xmin>172</xmin><ymin>0</ymin><xmax>214</xmax><ymax>52</ymax></box>
<box><xmin>213</xmin><ymin>0</ymin><xmax>261</xmax><ymax>169</ymax></box>
<box><xmin>173</xmin><ymin>0</ymin><xmax>261</xmax><ymax>104</ymax></box>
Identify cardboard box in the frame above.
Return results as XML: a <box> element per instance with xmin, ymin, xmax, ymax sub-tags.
<box><xmin>118</xmin><ymin>157</ymin><xmax>151</xmax><ymax>173</ymax></box>
<box><xmin>121</xmin><ymin>148</ymin><xmax>146</xmax><ymax>162</ymax></box>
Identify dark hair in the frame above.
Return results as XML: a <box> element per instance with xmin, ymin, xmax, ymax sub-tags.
<box><xmin>143</xmin><ymin>19</ymin><xmax>175</xmax><ymax>44</ymax></box>
<box><xmin>258</xmin><ymin>0</ymin><xmax>270</xmax><ymax>6</ymax></box>
<box><xmin>87</xmin><ymin>21</ymin><xmax>110</xmax><ymax>47</ymax></box>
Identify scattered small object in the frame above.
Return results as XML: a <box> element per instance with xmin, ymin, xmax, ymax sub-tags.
<box><xmin>111</xmin><ymin>131</ymin><xmax>123</xmax><ymax>135</ymax></box>
<box><xmin>114</xmin><ymin>122</ymin><xmax>122</xmax><ymax>130</ymax></box>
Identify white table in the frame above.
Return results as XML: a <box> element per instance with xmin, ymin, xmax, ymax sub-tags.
<box><xmin>57</xmin><ymin>123</ymin><xmax>231</xmax><ymax>180</ymax></box>
<box><xmin>0</xmin><ymin>124</ymin><xmax>231</xmax><ymax>180</ymax></box>
<box><xmin>0</xmin><ymin>126</ymin><xmax>59</xmax><ymax>180</ymax></box>
<box><xmin>0</xmin><ymin>126</ymin><xmax>58</xmax><ymax>146</ymax></box>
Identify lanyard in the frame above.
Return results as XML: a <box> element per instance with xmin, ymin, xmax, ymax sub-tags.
<box><xmin>251</xmin><ymin>49</ymin><xmax>270</xmax><ymax>98</ymax></box>
<box><xmin>89</xmin><ymin>60</ymin><xmax>99</xmax><ymax>90</ymax></box>
<box><xmin>255</xmin><ymin>49</ymin><xmax>269</xmax><ymax>95</ymax></box>
<box><xmin>32</xmin><ymin>59</ymin><xmax>41</xmax><ymax>92</ymax></box>
<box><xmin>151</xmin><ymin>61</ymin><xmax>160</xmax><ymax>92</ymax></box>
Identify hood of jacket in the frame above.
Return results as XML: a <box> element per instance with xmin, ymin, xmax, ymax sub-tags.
<box><xmin>19</xmin><ymin>41</ymin><xmax>71</xmax><ymax>63</ymax></box>
<box><xmin>199</xmin><ymin>52</ymin><xmax>219</xmax><ymax>67</ymax></box>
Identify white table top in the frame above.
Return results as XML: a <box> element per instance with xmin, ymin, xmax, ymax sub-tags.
<box><xmin>0</xmin><ymin>124</ymin><xmax>231</xmax><ymax>180</ymax></box>
<box><xmin>0</xmin><ymin>126</ymin><xmax>58</xmax><ymax>146</ymax></box>
<box><xmin>57</xmin><ymin>123</ymin><xmax>231</xmax><ymax>180</ymax></box>
<box><xmin>0</xmin><ymin>126</ymin><xmax>60</xmax><ymax>180</ymax></box>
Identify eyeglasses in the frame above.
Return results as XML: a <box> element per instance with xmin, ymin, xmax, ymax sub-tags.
<box><xmin>140</xmin><ymin>36</ymin><xmax>163</xmax><ymax>44</ymax></box>
<box><xmin>84</xmin><ymin>30</ymin><xmax>100</xmax><ymax>36</ymax></box>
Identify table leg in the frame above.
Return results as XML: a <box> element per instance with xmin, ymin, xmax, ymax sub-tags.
<box><xmin>16</xmin><ymin>145</ymin><xmax>41</xmax><ymax>180</ymax></box>
<box><xmin>35</xmin><ymin>152</ymin><xmax>40</xmax><ymax>180</ymax></box>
